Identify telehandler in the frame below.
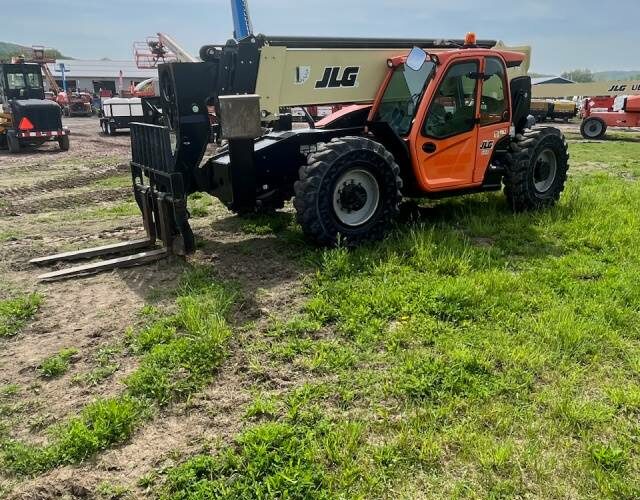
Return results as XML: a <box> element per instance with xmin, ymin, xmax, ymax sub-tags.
<box><xmin>32</xmin><ymin>32</ymin><xmax>569</xmax><ymax>280</ymax></box>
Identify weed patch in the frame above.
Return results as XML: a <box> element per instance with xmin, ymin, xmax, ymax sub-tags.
<box><xmin>38</xmin><ymin>348</ymin><xmax>78</xmax><ymax>379</ymax></box>
<box><xmin>1</xmin><ymin>267</ymin><xmax>236</xmax><ymax>476</ymax></box>
<box><xmin>0</xmin><ymin>294</ymin><xmax>42</xmax><ymax>338</ymax></box>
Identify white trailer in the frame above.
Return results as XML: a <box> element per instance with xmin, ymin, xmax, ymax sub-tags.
<box><xmin>100</xmin><ymin>97</ymin><xmax>144</xmax><ymax>135</ymax></box>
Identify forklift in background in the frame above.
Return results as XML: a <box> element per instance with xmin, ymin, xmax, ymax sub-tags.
<box><xmin>0</xmin><ymin>60</ymin><xmax>70</xmax><ymax>153</ymax></box>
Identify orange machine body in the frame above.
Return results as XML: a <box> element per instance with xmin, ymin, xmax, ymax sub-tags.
<box><xmin>369</xmin><ymin>48</ymin><xmax>524</xmax><ymax>194</ymax></box>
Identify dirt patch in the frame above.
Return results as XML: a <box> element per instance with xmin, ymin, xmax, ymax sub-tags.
<box><xmin>1</xmin><ymin>116</ymin><xmax>312</xmax><ymax>498</ymax></box>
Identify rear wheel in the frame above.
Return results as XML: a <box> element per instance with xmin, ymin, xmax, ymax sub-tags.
<box><xmin>580</xmin><ymin>117</ymin><xmax>607</xmax><ymax>139</ymax></box>
<box><xmin>294</xmin><ymin>136</ymin><xmax>402</xmax><ymax>246</ymax></box>
<box><xmin>106</xmin><ymin>122</ymin><xmax>116</xmax><ymax>136</ymax></box>
<box><xmin>7</xmin><ymin>133</ymin><xmax>20</xmax><ymax>154</ymax></box>
<box><xmin>503</xmin><ymin>127</ymin><xmax>569</xmax><ymax>212</ymax></box>
<box><xmin>58</xmin><ymin>135</ymin><xmax>70</xmax><ymax>151</ymax></box>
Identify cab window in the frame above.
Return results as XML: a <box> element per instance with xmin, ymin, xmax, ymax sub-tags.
<box><xmin>26</xmin><ymin>72</ymin><xmax>42</xmax><ymax>89</ymax></box>
<box><xmin>7</xmin><ymin>72</ymin><xmax>26</xmax><ymax>90</ymax></box>
<box><xmin>423</xmin><ymin>61</ymin><xmax>479</xmax><ymax>139</ymax></box>
<box><xmin>480</xmin><ymin>58</ymin><xmax>508</xmax><ymax>125</ymax></box>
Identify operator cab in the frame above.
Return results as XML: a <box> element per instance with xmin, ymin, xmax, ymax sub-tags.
<box><xmin>0</xmin><ymin>63</ymin><xmax>45</xmax><ymax>101</ymax></box>
<box><xmin>370</xmin><ymin>40</ymin><xmax>526</xmax><ymax>193</ymax></box>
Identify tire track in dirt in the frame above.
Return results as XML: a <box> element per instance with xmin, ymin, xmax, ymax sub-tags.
<box><xmin>0</xmin><ymin>164</ymin><xmax>128</xmax><ymax>199</ymax></box>
<box><xmin>1</xmin><ymin>187</ymin><xmax>133</xmax><ymax>215</ymax></box>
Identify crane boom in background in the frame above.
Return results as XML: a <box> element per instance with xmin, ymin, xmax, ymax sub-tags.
<box><xmin>231</xmin><ymin>0</ymin><xmax>253</xmax><ymax>40</ymax></box>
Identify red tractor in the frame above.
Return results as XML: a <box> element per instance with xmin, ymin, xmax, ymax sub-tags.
<box><xmin>581</xmin><ymin>95</ymin><xmax>640</xmax><ymax>139</ymax></box>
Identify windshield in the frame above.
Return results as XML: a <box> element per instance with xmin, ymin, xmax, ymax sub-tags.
<box><xmin>7</xmin><ymin>71</ymin><xmax>43</xmax><ymax>90</ymax></box>
<box><xmin>375</xmin><ymin>61</ymin><xmax>435</xmax><ymax>136</ymax></box>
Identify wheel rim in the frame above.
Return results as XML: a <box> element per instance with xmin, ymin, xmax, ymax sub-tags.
<box><xmin>533</xmin><ymin>148</ymin><xmax>558</xmax><ymax>193</ymax></box>
<box><xmin>586</xmin><ymin>120</ymin><xmax>602</xmax><ymax>137</ymax></box>
<box><xmin>332</xmin><ymin>168</ymin><xmax>380</xmax><ymax>227</ymax></box>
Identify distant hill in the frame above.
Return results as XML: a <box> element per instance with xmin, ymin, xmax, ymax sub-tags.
<box><xmin>0</xmin><ymin>41</ymin><xmax>69</xmax><ymax>62</ymax></box>
<box><xmin>593</xmin><ymin>70</ymin><xmax>640</xmax><ymax>81</ymax></box>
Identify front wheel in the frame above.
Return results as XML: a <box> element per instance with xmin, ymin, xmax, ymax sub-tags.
<box><xmin>58</xmin><ymin>135</ymin><xmax>70</xmax><ymax>151</ymax></box>
<box><xmin>580</xmin><ymin>117</ymin><xmax>607</xmax><ymax>140</ymax></box>
<box><xmin>294</xmin><ymin>136</ymin><xmax>402</xmax><ymax>246</ymax></box>
<box><xmin>503</xmin><ymin>127</ymin><xmax>569</xmax><ymax>212</ymax></box>
<box><xmin>7</xmin><ymin>133</ymin><xmax>21</xmax><ymax>154</ymax></box>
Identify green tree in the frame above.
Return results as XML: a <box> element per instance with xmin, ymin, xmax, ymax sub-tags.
<box><xmin>561</xmin><ymin>69</ymin><xmax>594</xmax><ymax>83</ymax></box>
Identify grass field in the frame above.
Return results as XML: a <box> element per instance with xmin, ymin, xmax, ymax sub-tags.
<box><xmin>2</xmin><ymin>132</ymin><xmax>640</xmax><ymax>498</ymax></box>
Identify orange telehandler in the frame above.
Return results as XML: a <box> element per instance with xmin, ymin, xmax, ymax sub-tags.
<box><xmin>32</xmin><ymin>32</ymin><xmax>569</xmax><ymax>280</ymax></box>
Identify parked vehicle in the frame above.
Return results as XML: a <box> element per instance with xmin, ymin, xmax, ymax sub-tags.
<box><xmin>100</xmin><ymin>97</ymin><xmax>144</xmax><ymax>135</ymax></box>
<box><xmin>63</xmin><ymin>92</ymin><xmax>93</xmax><ymax>117</ymax></box>
<box><xmin>581</xmin><ymin>95</ymin><xmax>640</xmax><ymax>139</ymax></box>
<box><xmin>0</xmin><ymin>62</ymin><xmax>69</xmax><ymax>153</ymax></box>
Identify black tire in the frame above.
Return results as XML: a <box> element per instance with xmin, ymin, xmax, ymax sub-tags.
<box><xmin>294</xmin><ymin>136</ymin><xmax>402</xmax><ymax>246</ymax></box>
<box><xmin>503</xmin><ymin>126</ymin><xmax>569</xmax><ymax>212</ymax></box>
<box><xmin>7</xmin><ymin>133</ymin><xmax>20</xmax><ymax>154</ymax></box>
<box><xmin>580</xmin><ymin>117</ymin><xmax>607</xmax><ymax>140</ymax></box>
<box><xmin>58</xmin><ymin>135</ymin><xmax>70</xmax><ymax>151</ymax></box>
<box><xmin>106</xmin><ymin>122</ymin><xmax>116</xmax><ymax>136</ymax></box>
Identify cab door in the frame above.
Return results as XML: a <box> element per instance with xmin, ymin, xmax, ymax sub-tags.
<box><xmin>413</xmin><ymin>59</ymin><xmax>481</xmax><ymax>191</ymax></box>
<box><xmin>473</xmin><ymin>57</ymin><xmax>511</xmax><ymax>183</ymax></box>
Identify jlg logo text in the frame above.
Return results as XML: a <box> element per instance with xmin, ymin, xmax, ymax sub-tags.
<box><xmin>315</xmin><ymin>67</ymin><xmax>360</xmax><ymax>89</ymax></box>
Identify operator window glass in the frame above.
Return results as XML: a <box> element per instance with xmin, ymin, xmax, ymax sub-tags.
<box><xmin>26</xmin><ymin>72</ymin><xmax>42</xmax><ymax>89</ymax></box>
<box><xmin>423</xmin><ymin>61</ymin><xmax>479</xmax><ymax>139</ymax></box>
<box><xmin>7</xmin><ymin>73</ymin><xmax>26</xmax><ymax>90</ymax></box>
<box><xmin>376</xmin><ymin>60</ymin><xmax>435</xmax><ymax>136</ymax></box>
<box><xmin>480</xmin><ymin>58</ymin><xmax>508</xmax><ymax>125</ymax></box>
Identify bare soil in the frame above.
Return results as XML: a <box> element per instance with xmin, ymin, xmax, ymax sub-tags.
<box><xmin>0</xmin><ymin>117</ymin><xmax>306</xmax><ymax>498</ymax></box>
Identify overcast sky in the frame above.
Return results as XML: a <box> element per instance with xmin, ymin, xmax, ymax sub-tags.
<box><xmin>5</xmin><ymin>0</ymin><xmax>639</xmax><ymax>74</ymax></box>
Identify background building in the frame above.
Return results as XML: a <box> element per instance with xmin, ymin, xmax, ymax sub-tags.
<box><xmin>44</xmin><ymin>59</ymin><xmax>157</xmax><ymax>94</ymax></box>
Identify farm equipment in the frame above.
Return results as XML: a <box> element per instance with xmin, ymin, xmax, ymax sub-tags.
<box><xmin>530</xmin><ymin>99</ymin><xmax>577</xmax><ymax>123</ymax></box>
<box><xmin>530</xmin><ymin>99</ymin><xmax>553</xmax><ymax>122</ymax></box>
<box><xmin>581</xmin><ymin>95</ymin><xmax>640</xmax><ymax>139</ymax></box>
<box><xmin>63</xmin><ymin>92</ymin><xmax>93</xmax><ymax>117</ymax></box>
<box><xmin>31</xmin><ymin>30</ymin><xmax>570</xmax><ymax>280</ymax></box>
<box><xmin>550</xmin><ymin>100</ymin><xmax>578</xmax><ymax>121</ymax></box>
<box><xmin>0</xmin><ymin>62</ymin><xmax>69</xmax><ymax>153</ymax></box>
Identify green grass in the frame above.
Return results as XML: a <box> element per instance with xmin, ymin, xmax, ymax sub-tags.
<box><xmin>569</xmin><ymin>133</ymin><xmax>640</xmax><ymax>178</ymax></box>
<box><xmin>240</xmin><ymin>213</ymin><xmax>295</xmax><ymax>236</ymax></box>
<box><xmin>38</xmin><ymin>349</ymin><xmax>78</xmax><ymax>379</ymax></box>
<box><xmin>83</xmin><ymin>201</ymin><xmax>139</xmax><ymax>220</ymax></box>
<box><xmin>93</xmin><ymin>175</ymin><xmax>132</xmax><ymax>189</ymax></box>
<box><xmin>0</xmin><ymin>230</ymin><xmax>20</xmax><ymax>242</ymax></box>
<box><xmin>188</xmin><ymin>192</ymin><xmax>214</xmax><ymax>218</ymax></box>
<box><xmin>1</xmin><ymin>267</ymin><xmax>236</xmax><ymax>476</ymax></box>
<box><xmin>0</xmin><ymin>294</ymin><xmax>42</xmax><ymax>338</ymax></box>
<box><xmin>160</xmin><ymin>136</ymin><xmax>640</xmax><ymax>499</ymax></box>
<box><xmin>72</xmin><ymin>344</ymin><xmax>122</xmax><ymax>387</ymax></box>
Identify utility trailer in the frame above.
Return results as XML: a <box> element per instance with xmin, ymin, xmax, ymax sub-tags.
<box><xmin>550</xmin><ymin>100</ymin><xmax>578</xmax><ymax>122</ymax></box>
<box><xmin>31</xmin><ymin>33</ymin><xmax>569</xmax><ymax>280</ymax></box>
<box><xmin>100</xmin><ymin>97</ymin><xmax>144</xmax><ymax>135</ymax></box>
<box><xmin>530</xmin><ymin>99</ymin><xmax>553</xmax><ymax>122</ymax></box>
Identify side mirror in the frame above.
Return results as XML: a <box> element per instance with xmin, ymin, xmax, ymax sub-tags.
<box><xmin>406</xmin><ymin>47</ymin><xmax>428</xmax><ymax>72</ymax></box>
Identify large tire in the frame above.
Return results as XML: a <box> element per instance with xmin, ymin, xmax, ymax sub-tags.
<box><xmin>294</xmin><ymin>136</ymin><xmax>402</xmax><ymax>246</ymax></box>
<box><xmin>503</xmin><ymin>127</ymin><xmax>569</xmax><ymax>212</ymax></box>
<box><xmin>58</xmin><ymin>135</ymin><xmax>70</xmax><ymax>151</ymax></box>
<box><xmin>580</xmin><ymin>117</ymin><xmax>607</xmax><ymax>140</ymax></box>
<box><xmin>7</xmin><ymin>133</ymin><xmax>20</xmax><ymax>154</ymax></box>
